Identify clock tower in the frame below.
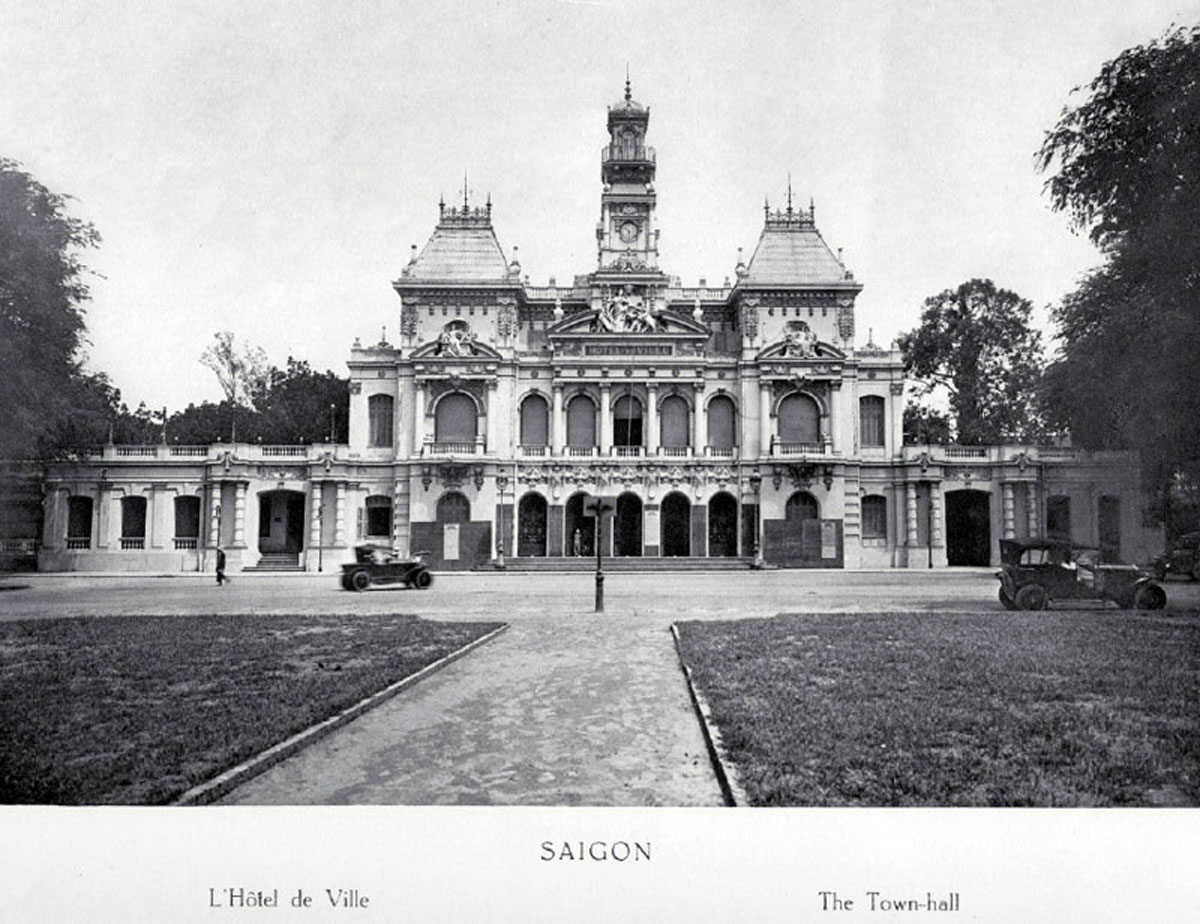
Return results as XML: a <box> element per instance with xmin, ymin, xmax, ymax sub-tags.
<box><xmin>596</xmin><ymin>77</ymin><xmax>663</xmax><ymax>274</ymax></box>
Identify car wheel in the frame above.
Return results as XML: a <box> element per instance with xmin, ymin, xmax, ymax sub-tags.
<box><xmin>340</xmin><ymin>574</ymin><xmax>352</xmax><ymax>591</ymax></box>
<box><xmin>998</xmin><ymin>586</ymin><xmax>1017</xmax><ymax>610</ymax></box>
<box><xmin>350</xmin><ymin>570</ymin><xmax>371</xmax><ymax>592</ymax></box>
<box><xmin>412</xmin><ymin>569</ymin><xmax>433</xmax><ymax>590</ymax></box>
<box><xmin>1015</xmin><ymin>584</ymin><xmax>1048</xmax><ymax>611</ymax></box>
<box><xmin>1134</xmin><ymin>583</ymin><xmax>1167</xmax><ymax>610</ymax></box>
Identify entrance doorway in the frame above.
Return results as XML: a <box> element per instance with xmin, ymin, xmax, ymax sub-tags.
<box><xmin>614</xmin><ymin>493</ymin><xmax>643</xmax><ymax>557</ymax></box>
<box><xmin>946</xmin><ymin>490</ymin><xmax>991</xmax><ymax>565</ymax></box>
<box><xmin>708</xmin><ymin>492</ymin><xmax>737</xmax><ymax>557</ymax></box>
<box><xmin>661</xmin><ymin>492</ymin><xmax>691</xmax><ymax>556</ymax></box>
<box><xmin>564</xmin><ymin>493</ymin><xmax>594</xmax><ymax>556</ymax></box>
<box><xmin>258</xmin><ymin>490</ymin><xmax>305</xmax><ymax>554</ymax></box>
<box><xmin>517</xmin><ymin>493</ymin><xmax>548</xmax><ymax>557</ymax></box>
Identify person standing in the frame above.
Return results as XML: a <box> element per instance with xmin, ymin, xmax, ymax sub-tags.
<box><xmin>216</xmin><ymin>548</ymin><xmax>226</xmax><ymax>586</ymax></box>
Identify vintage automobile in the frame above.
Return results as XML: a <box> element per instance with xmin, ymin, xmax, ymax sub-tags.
<box><xmin>341</xmin><ymin>544</ymin><xmax>434</xmax><ymax>592</ymax></box>
<box><xmin>1152</xmin><ymin>531</ymin><xmax>1200</xmax><ymax>581</ymax></box>
<box><xmin>997</xmin><ymin>538</ymin><xmax>1166</xmax><ymax>610</ymax></box>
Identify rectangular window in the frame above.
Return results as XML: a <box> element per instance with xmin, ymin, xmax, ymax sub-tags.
<box><xmin>1047</xmin><ymin>495</ymin><xmax>1071</xmax><ymax>541</ymax></box>
<box><xmin>368</xmin><ymin>394</ymin><xmax>395</xmax><ymax>448</ymax></box>
<box><xmin>860</xmin><ymin>396</ymin><xmax>885</xmax><ymax>448</ymax></box>
<box><xmin>862</xmin><ymin>495</ymin><xmax>887</xmax><ymax>539</ymax></box>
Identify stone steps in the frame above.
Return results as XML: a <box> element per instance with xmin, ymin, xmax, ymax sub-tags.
<box><xmin>244</xmin><ymin>553</ymin><xmax>304</xmax><ymax>572</ymax></box>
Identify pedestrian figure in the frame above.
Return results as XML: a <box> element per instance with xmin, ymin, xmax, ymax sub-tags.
<box><xmin>216</xmin><ymin>548</ymin><xmax>226</xmax><ymax>586</ymax></box>
<box><xmin>573</xmin><ymin>528</ymin><xmax>582</xmax><ymax>557</ymax></box>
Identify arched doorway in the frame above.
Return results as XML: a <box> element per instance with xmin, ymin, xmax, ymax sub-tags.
<box><xmin>614</xmin><ymin>493</ymin><xmax>643</xmax><ymax>557</ymax></box>
<box><xmin>517</xmin><ymin>492</ymin><xmax>548</xmax><ymax>557</ymax></box>
<box><xmin>661</xmin><ymin>492</ymin><xmax>691</xmax><ymax>556</ymax></box>
<box><xmin>780</xmin><ymin>490</ymin><xmax>819</xmax><ymax>563</ymax></box>
<box><xmin>258</xmin><ymin>489</ymin><xmax>305</xmax><ymax>554</ymax></box>
<box><xmin>564</xmin><ymin>493</ymin><xmax>594</xmax><ymax>556</ymax></box>
<box><xmin>946</xmin><ymin>490</ymin><xmax>990</xmax><ymax>566</ymax></box>
<box><xmin>708</xmin><ymin>492</ymin><xmax>738</xmax><ymax>557</ymax></box>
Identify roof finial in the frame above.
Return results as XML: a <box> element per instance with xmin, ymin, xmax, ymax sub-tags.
<box><xmin>810</xmin><ymin>196</ymin><xmax>815</xmax><ymax>220</ymax></box>
<box><xmin>625</xmin><ymin>64</ymin><xmax>631</xmax><ymax>101</ymax></box>
<box><xmin>764</xmin><ymin>195</ymin><xmax>770</xmax><ymax>219</ymax></box>
<box><xmin>787</xmin><ymin>173</ymin><xmax>793</xmax><ymax>215</ymax></box>
<box><xmin>462</xmin><ymin>173</ymin><xmax>469</xmax><ymax>210</ymax></box>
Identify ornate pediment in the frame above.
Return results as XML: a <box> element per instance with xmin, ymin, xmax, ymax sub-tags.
<box><xmin>757</xmin><ymin>322</ymin><xmax>846</xmax><ymax>362</ymax></box>
<box><xmin>547</xmin><ymin>306</ymin><xmax>710</xmax><ymax>339</ymax></box>
<box><xmin>410</xmin><ymin>319</ymin><xmax>503</xmax><ymax>360</ymax></box>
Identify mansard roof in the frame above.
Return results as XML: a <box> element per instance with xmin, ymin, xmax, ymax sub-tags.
<box><xmin>741</xmin><ymin>202</ymin><xmax>858</xmax><ymax>288</ymax></box>
<box><xmin>398</xmin><ymin>199</ymin><xmax>518</xmax><ymax>285</ymax></box>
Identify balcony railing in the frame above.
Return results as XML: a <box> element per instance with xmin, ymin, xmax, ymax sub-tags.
<box><xmin>612</xmin><ymin>446</ymin><xmax>643</xmax><ymax>458</ymax></box>
<box><xmin>658</xmin><ymin>446</ymin><xmax>689</xmax><ymax>458</ymax></box>
<box><xmin>1</xmin><ymin>539</ymin><xmax>38</xmax><ymax>554</ymax></box>
<box><xmin>601</xmin><ymin>144</ymin><xmax>656</xmax><ymax>164</ymax></box>
<box><xmin>943</xmin><ymin>446</ymin><xmax>989</xmax><ymax>459</ymax></box>
<box><xmin>565</xmin><ymin>446</ymin><xmax>597</xmax><ymax>458</ymax></box>
<box><xmin>169</xmin><ymin>446</ymin><xmax>208</xmax><ymax>457</ymax></box>
<box><xmin>773</xmin><ymin>441</ymin><xmax>827</xmax><ymax>456</ymax></box>
<box><xmin>519</xmin><ymin>445</ymin><xmax>549</xmax><ymax>457</ymax></box>
<box><xmin>120</xmin><ymin>537</ymin><xmax>145</xmax><ymax>550</ymax></box>
<box><xmin>705</xmin><ymin>446</ymin><xmax>738</xmax><ymax>459</ymax></box>
<box><xmin>115</xmin><ymin>445</ymin><xmax>159</xmax><ymax>457</ymax></box>
<box><xmin>260</xmin><ymin>445</ymin><xmax>308</xmax><ymax>457</ymax></box>
<box><xmin>423</xmin><ymin>437</ymin><xmax>485</xmax><ymax>455</ymax></box>
<box><xmin>66</xmin><ymin>537</ymin><xmax>90</xmax><ymax>550</ymax></box>
<box><xmin>173</xmin><ymin>537</ymin><xmax>198</xmax><ymax>550</ymax></box>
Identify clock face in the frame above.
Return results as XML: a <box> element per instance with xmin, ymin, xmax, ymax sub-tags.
<box><xmin>618</xmin><ymin>221</ymin><xmax>638</xmax><ymax>243</ymax></box>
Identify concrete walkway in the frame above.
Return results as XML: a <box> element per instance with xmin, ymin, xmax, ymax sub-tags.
<box><xmin>219</xmin><ymin>610</ymin><xmax>725</xmax><ymax>806</ymax></box>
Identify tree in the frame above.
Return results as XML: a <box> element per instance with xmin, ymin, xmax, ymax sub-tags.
<box><xmin>200</xmin><ymin>331</ymin><xmax>269</xmax><ymax>441</ymax></box>
<box><xmin>1038</xmin><ymin>25</ymin><xmax>1200</xmax><ymax>523</ymax></box>
<box><xmin>252</xmin><ymin>358</ymin><xmax>349</xmax><ymax>444</ymax></box>
<box><xmin>0</xmin><ymin>159</ymin><xmax>101</xmax><ymax>458</ymax></box>
<box><xmin>897</xmin><ymin>279</ymin><xmax>1047</xmax><ymax>445</ymax></box>
<box><xmin>902</xmin><ymin>403</ymin><xmax>952</xmax><ymax>446</ymax></box>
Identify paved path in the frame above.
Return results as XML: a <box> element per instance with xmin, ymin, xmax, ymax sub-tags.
<box><xmin>220</xmin><ymin>611</ymin><xmax>723</xmax><ymax>805</ymax></box>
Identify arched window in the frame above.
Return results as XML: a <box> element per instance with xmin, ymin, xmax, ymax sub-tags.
<box><xmin>862</xmin><ymin>495</ymin><xmax>887</xmax><ymax>539</ymax></box>
<box><xmin>121</xmin><ymin>496</ymin><xmax>147</xmax><ymax>548</ymax></box>
<box><xmin>860</xmin><ymin>396</ymin><xmax>885</xmax><ymax>448</ymax></box>
<box><xmin>706</xmin><ymin>395</ymin><xmax>736</xmax><ymax>450</ymax></box>
<box><xmin>368</xmin><ymin>394</ymin><xmax>394</xmax><ymax>448</ymax></box>
<box><xmin>659</xmin><ymin>395</ymin><xmax>689</xmax><ymax>449</ymax></box>
<box><xmin>785</xmin><ymin>491</ymin><xmax>819</xmax><ymax>521</ymax></box>
<box><xmin>520</xmin><ymin>394</ymin><xmax>549</xmax><ymax>447</ymax></box>
<box><xmin>778</xmin><ymin>393</ymin><xmax>820</xmax><ymax>444</ymax></box>
<box><xmin>613</xmin><ymin>394</ymin><xmax>643</xmax><ymax>447</ymax></box>
<box><xmin>436</xmin><ymin>492</ymin><xmax>471</xmax><ymax>524</ymax></box>
<box><xmin>365</xmin><ymin>495</ymin><xmax>392</xmax><ymax>538</ymax></box>
<box><xmin>435</xmin><ymin>393</ymin><xmax>477</xmax><ymax>443</ymax></box>
<box><xmin>566</xmin><ymin>395</ymin><xmax>596</xmax><ymax>448</ymax></box>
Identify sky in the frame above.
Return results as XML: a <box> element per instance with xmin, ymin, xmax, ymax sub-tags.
<box><xmin>4</xmin><ymin>0</ymin><xmax>1198</xmax><ymax>412</ymax></box>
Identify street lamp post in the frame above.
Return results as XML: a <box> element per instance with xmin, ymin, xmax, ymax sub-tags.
<box><xmin>748</xmin><ymin>472</ymin><xmax>763</xmax><ymax>568</ymax></box>
<box><xmin>495</xmin><ymin>475</ymin><xmax>508</xmax><ymax>569</ymax></box>
<box><xmin>584</xmin><ymin>496</ymin><xmax>614</xmax><ymax>612</ymax></box>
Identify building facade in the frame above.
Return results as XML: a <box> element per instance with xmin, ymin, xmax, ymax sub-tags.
<box><xmin>25</xmin><ymin>84</ymin><xmax>1159</xmax><ymax>573</ymax></box>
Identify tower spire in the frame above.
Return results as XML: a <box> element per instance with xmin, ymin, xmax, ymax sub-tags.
<box><xmin>787</xmin><ymin>173</ymin><xmax>793</xmax><ymax>215</ymax></box>
<box><xmin>462</xmin><ymin>173</ymin><xmax>469</xmax><ymax>210</ymax></box>
<box><xmin>625</xmin><ymin>64</ymin><xmax>631</xmax><ymax>101</ymax></box>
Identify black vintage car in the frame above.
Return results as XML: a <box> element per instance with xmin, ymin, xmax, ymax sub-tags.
<box><xmin>997</xmin><ymin>538</ymin><xmax>1166</xmax><ymax>610</ymax></box>
<box><xmin>1152</xmin><ymin>531</ymin><xmax>1200</xmax><ymax>582</ymax></box>
<box><xmin>341</xmin><ymin>544</ymin><xmax>434</xmax><ymax>592</ymax></box>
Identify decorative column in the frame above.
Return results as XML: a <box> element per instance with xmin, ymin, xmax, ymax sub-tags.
<box><xmin>1026</xmin><ymin>481</ymin><xmax>1040</xmax><ymax>538</ymax></box>
<box><xmin>552</xmin><ymin>385</ymin><xmax>565</xmax><ymax>454</ymax></box>
<box><xmin>209</xmin><ymin>484</ymin><xmax>222</xmax><ymax>548</ymax></box>
<box><xmin>393</xmin><ymin>478</ymin><xmax>407</xmax><ymax>555</ymax></box>
<box><xmin>759</xmin><ymin>382</ymin><xmax>772</xmax><ymax>457</ymax></box>
<box><xmin>646</xmin><ymin>384</ymin><xmax>659</xmax><ymax>456</ymax></box>
<box><xmin>414</xmin><ymin>380</ymin><xmax>427</xmax><ymax>450</ymax></box>
<box><xmin>599</xmin><ymin>384</ymin><xmax>612</xmax><ymax>455</ymax></box>
<box><xmin>1002</xmin><ymin>482</ymin><xmax>1016</xmax><ymax>539</ymax></box>
<box><xmin>485</xmin><ymin>380</ymin><xmax>499</xmax><ymax>454</ymax></box>
<box><xmin>310</xmin><ymin>482</ymin><xmax>323</xmax><ymax>551</ymax></box>
<box><xmin>693</xmin><ymin>385</ymin><xmax>707</xmax><ymax>455</ymax></box>
<box><xmin>334</xmin><ymin>482</ymin><xmax>347</xmax><ymax>547</ymax></box>
<box><xmin>905</xmin><ymin>482</ymin><xmax>919</xmax><ymax>547</ymax></box>
<box><xmin>233</xmin><ymin>483</ymin><xmax>247</xmax><ymax>548</ymax></box>
<box><xmin>930</xmin><ymin>481</ymin><xmax>943</xmax><ymax>550</ymax></box>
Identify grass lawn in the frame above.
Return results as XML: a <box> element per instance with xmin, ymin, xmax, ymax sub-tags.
<box><xmin>0</xmin><ymin>613</ymin><xmax>503</xmax><ymax>805</ymax></box>
<box><xmin>675</xmin><ymin>611</ymin><xmax>1200</xmax><ymax>807</ymax></box>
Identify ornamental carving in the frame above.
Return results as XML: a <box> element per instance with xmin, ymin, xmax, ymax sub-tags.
<box><xmin>400</xmin><ymin>303</ymin><xmax>419</xmax><ymax>338</ymax></box>
<box><xmin>782</xmin><ymin>321</ymin><xmax>819</xmax><ymax>358</ymax></box>
<box><xmin>889</xmin><ymin>382</ymin><xmax>904</xmax><ymax>396</ymax></box>
<box><xmin>739</xmin><ymin>301</ymin><xmax>759</xmax><ymax>340</ymax></box>
<box><xmin>425</xmin><ymin>380</ymin><xmax>486</xmax><ymax>413</ymax></box>
<box><xmin>497</xmin><ymin>301</ymin><xmax>518</xmax><ymax>340</ymax></box>
<box><xmin>837</xmin><ymin>303</ymin><xmax>855</xmax><ymax>340</ymax></box>
<box><xmin>255</xmin><ymin>465</ymin><xmax>307</xmax><ymax>481</ymax></box>
<box><xmin>594</xmin><ymin>285</ymin><xmax>658</xmax><ymax>332</ymax></box>
<box><xmin>436</xmin><ymin>319</ymin><xmax>480</xmax><ymax>357</ymax></box>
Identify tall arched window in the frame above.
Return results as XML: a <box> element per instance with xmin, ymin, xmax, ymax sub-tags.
<box><xmin>706</xmin><ymin>395</ymin><xmax>736</xmax><ymax>450</ymax></box>
<box><xmin>613</xmin><ymin>394</ymin><xmax>643</xmax><ymax>447</ymax></box>
<box><xmin>121</xmin><ymin>496</ymin><xmax>147</xmax><ymax>549</ymax></box>
<box><xmin>174</xmin><ymin>496</ymin><xmax>201</xmax><ymax>548</ymax></box>
<box><xmin>67</xmin><ymin>496</ymin><xmax>93</xmax><ymax>548</ymax></box>
<box><xmin>778</xmin><ymin>393</ymin><xmax>821</xmax><ymax>444</ymax></box>
<box><xmin>566</xmin><ymin>395</ymin><xmax>596</xmax><ymax>448</ymax></box>
<box><xmin>435</xmin><ymin>393</ymin><xmax>477</xmax><ymax>443</ymax></box>
<box><xmin>659</xmin><ymin>395</ymin><xmax>689</xmax><ymax>449</ymax></box>
<box><xmin>860</xmin><ymin>396</ymin><xmax>885</xmax><ymax>448</ymax></box>
<box><xmin>519</xmin><ymin>394</ymin><xmax>549</xmax><ymax>448</ymax></box>
<box><xmin>368</xmin><ymin>394</ymin><xmax>394</xmax><ymax>448</ymax></box>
